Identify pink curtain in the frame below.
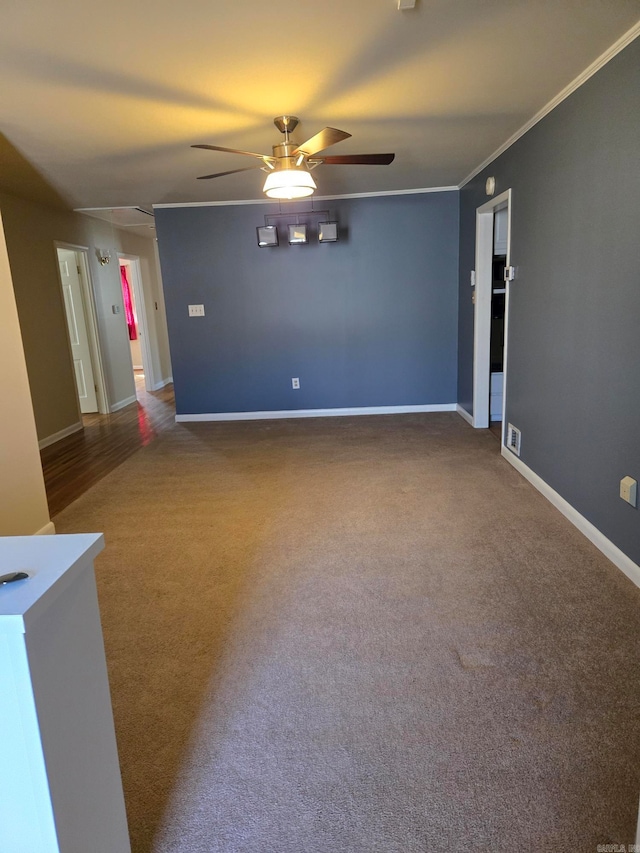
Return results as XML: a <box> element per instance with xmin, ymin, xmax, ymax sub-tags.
<box><xmin>120</xmin><ymin>265</ymin><xmax>138</xmax><ymax>341</ymax></box>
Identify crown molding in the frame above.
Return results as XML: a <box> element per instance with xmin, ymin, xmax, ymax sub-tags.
<box><xmin>459</xmin><ymin>21</ymin><xmax>640</xmax><ymax>189</ymax></box>
<box><xmin>152</xmin><ymin>185</ymin><xmax>458</xmax><ymax>210</ymax></box>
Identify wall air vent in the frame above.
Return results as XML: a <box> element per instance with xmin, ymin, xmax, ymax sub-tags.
<box><xmin>506</xmin><ymin>423</ymin><xmax>521</xmax><ymax>457</ymax></box>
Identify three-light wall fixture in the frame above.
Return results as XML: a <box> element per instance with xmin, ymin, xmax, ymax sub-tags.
<box><xmin>256</xmin><ymin>209</ymin><xmax>338</xmax><ymax>248</ymax></box>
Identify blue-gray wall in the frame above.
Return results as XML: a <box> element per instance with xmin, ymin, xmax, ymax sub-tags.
<box><xmin>156</xmin><ymin>192</ymin><xmax>459</xmax><ymax>415</ymax></box>
<box><xmin>458</xmin><ymin>37</ymin><xmax>640</xmax><ymax>565</ymax></box>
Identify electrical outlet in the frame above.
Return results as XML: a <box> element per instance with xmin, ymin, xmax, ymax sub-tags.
<box><xmin>620</xmin><ymin>476</ymin><xmax>638</xmax><ymax>507</ymax></box>
<box><xmin>506</xmin><ymin>423</ymin><xmax>521</xmax><ymax>456</ymax></box>
<box><xmin>292</xmin><ymin>378</ymin><xmax>300</xmax><ymax>389</ymax></box>
<box><xmin>188</xmin><ymin>304</ymin><xmax>205</xmax><ymax>317</ymax></box>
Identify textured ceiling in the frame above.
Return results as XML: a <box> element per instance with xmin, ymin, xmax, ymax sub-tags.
<box><xmin>0</xmin><ymin>0</ymin><xmax>638</xmax><ymax>209</ymax></box>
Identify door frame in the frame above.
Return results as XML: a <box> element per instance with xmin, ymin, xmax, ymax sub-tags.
<box><xmin>472</xmin><ymin>188</ymin><xmax>512</xmax><ymax>443</ymax></box>
<box><xmin>117</xmin><ymin>254</ymin><xmax>155</xmax><ymax>391</ymax></box>
<box><xmin>54</xmin><ymin>242</ymin><xmax>109</xmax><ymax>414</ymax></box>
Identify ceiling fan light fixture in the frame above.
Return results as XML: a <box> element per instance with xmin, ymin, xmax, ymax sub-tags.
<box><xmin>263</xmin><ymin>169</ymin><xmax>316</xmax><ymax>200</ymax></box>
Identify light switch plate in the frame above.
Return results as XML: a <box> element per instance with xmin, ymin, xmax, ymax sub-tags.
<box><xmin>188</xmin><ymin>304</ymin><xmax>205</xmax><ymax>317</ymax></box>
<box><xmin>620</xmin><ymin>476</ymin><xmax>637</xmax><ymax>507</ymax></box>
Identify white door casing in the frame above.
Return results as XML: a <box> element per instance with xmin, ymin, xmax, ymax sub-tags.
<box><xmin>472</xmin><ymin>188</ymin><xmax>512</xmax><ymax>440</ymax></box>
<box><xmin>118</xmin><ymin>255</ymin><xmax>155</xmax><ymax>391</ymax></box>
<box><xmin>58</xmin><ymin>248</ymin><xmax>98</xmax><ymax>413</ymax></box>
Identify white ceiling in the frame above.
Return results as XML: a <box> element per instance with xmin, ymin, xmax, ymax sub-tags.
<box><xmin>1</xmin><ymin>0</ymin><xmax>638</xmax><ymax>210</ymax></box>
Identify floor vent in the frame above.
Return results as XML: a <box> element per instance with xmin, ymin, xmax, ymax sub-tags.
<box><xmin>506</xmin><ymin>423</ymin><xmax>521</xmax><ymax>456</ymax></box>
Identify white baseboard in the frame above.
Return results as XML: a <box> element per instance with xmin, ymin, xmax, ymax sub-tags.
<box><xmin>502</xmin><ymin>447</ymin><xmax>640</xmax><ymax>590</ymax></box>
<box><xmin>152</xmin><ymin>376</ymin><xmax>173</xmax><ymax>391</ymax></box>
<box><xmin>38</xmin><ymin>421</ymin><xmax>83</xmax><ymax>450</ymax></box>
<box><xmin>35</xmin><ymin>521</ymin><xmax>56</xmax><ymax>535</ymax></box>
<box><xmin>110</xmin><ymin>394</ymin><xmax>137</xmax><ymax>413</ymax></box>
<box><xmin>456</xmin><ymin>405</ymin><xmax>474</xmax><ymax>426</ymax></box>
<box><xmin>176</xmin><ymin>403</ymin><xmax>457</xmax><ymax>423</ymax></box>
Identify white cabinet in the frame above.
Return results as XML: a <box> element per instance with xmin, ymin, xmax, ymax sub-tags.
<box><xmin>0</xmin><ymin>534</ymin><xmax>130</xmax><ymax>853</ymax></box>
<box><xmin>493</xmin><ymin>207</ymin><xmax>508</xmax><ymax>256</ymax></box>
<box><xmin>490</xmin><ymin>371</ymin><xmax>503</xmax><ymax>420</ymax></box>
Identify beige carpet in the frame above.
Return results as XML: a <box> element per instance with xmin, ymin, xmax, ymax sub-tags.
<box><xmin>53</xmin><ymin>413</ymin><xmax>640</xmax><ymax>852</ymax></box>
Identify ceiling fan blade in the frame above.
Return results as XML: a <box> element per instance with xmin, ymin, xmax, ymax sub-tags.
<box><xmin>320</xmin><ymin>153</ymin><xmax>395</xmax><ymax>165</ymax></box>
<box><xmin>197</xmin><ymin>166</ymin><xmax>264</xmax><ymax>180</ymax></box>
<box><xmin>293</xmin><ymin>127</ymin><xmax>352</xmax><ymax>157</ymax></box>
<box><xmin>192</xmin><ymin>144</ymin><xmax>273</xmax><ymax>162</ymax></box>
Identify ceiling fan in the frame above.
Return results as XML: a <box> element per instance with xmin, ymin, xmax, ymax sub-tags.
<box><xmin>192</xmin><ymin>115</ymin><xmax>395</xmax><ymax>200</ymax></box>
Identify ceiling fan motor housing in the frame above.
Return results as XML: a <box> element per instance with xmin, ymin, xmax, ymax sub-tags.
<box><xmin>272</xmin><ymin>142</ymin><xmax>307</xmax><ymax>172</ymax></box>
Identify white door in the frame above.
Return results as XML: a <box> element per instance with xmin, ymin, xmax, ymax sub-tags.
<box><xmin>58</xmin><ymin>249</ymin><xmax>98</xmax><ymax>413</ymax></box>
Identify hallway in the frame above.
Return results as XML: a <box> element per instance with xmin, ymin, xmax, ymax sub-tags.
<box><xmin>40</xmin><ymin>373</ymin><xmax>175</xmax><ymax>516</ymax></box>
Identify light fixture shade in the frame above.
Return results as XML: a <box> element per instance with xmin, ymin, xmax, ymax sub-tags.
<box><xmin>318</xmin><ymin>221</ymin><xmax>338</xmax><ymax>243</ymax></box>
<box><xmin>288</xmin><ymin>223</ymin><xmax>308</xmax><ymax>245</ymax></box>
<box><xmin>257</xmin><ymin>225</ymin><xmax>278</xmax><ymax>247</ymax></box>
<box><xmin>263</xmin><ymin>169</ymin><xmax>316</xmax><ymax>200</ymax></box>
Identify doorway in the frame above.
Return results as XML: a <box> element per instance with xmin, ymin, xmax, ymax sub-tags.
<box><xmin>56</xmin><ymin>245</ymin><xmax>108</xmax><ymax>415</ymax></box>
<box><xmin>118</xmin><ymin>255</ymin><xmax>154</xmax><ymax>393</ymax></box>
<box><xmin>472</xmin><ymin>189</ymin><xmax>512</xmax><ymax>443</ymax></box>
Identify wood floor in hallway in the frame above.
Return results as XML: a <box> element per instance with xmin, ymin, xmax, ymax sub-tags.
<box><xmin>41</xmin><ymin>374</ymin><xmax>175</xmax><ymax>517</ymax></box>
